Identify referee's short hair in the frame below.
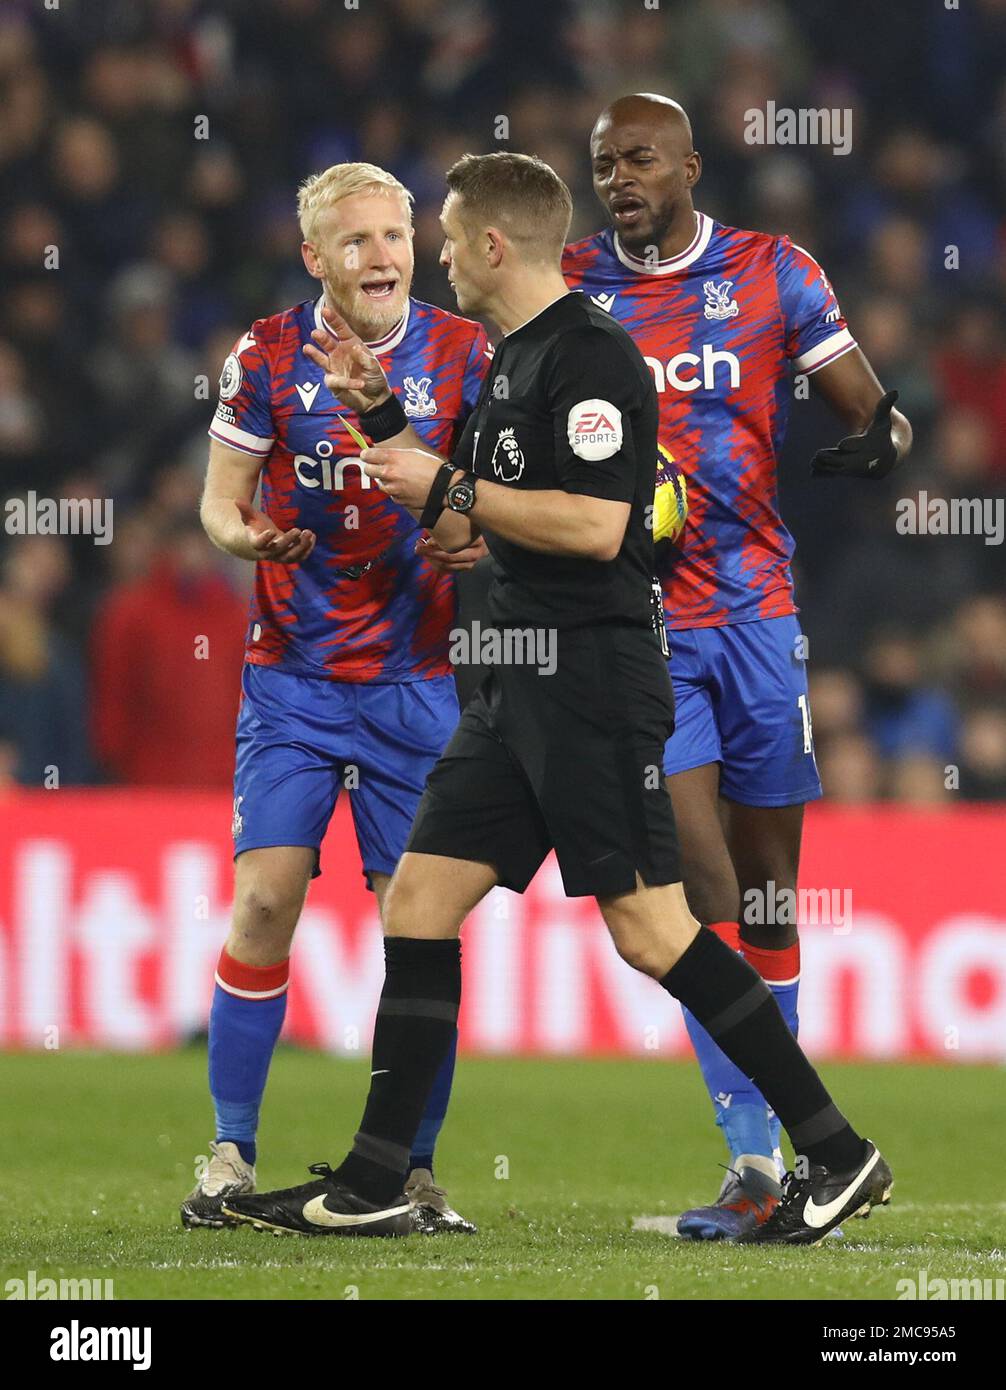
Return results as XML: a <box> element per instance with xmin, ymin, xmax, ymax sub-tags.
<box><xmin>445</xmin><ymin>152</ymin><xmax>573</xmax><ymax>263</ymax></box>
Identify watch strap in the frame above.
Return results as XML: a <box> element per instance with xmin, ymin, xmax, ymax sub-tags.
<box><xmin>419</xmin><ymin>464</ymin><xmax>458</xmax><ymax>529</ymax></box>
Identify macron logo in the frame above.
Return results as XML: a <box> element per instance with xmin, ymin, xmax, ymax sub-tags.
<box><xmin>590</xmin><ymin>292</ymin><xmax>616</xmax><ymax>313</ymax></box>
<box><xmin>295</xmin><ymin>382</ymin><xmax>321</xmax><ymax>412</ymax></box>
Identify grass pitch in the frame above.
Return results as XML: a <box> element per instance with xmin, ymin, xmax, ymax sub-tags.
<box><xmin>1</xmin><ymin>1049</ymin><xmax>1002</xmax><ymax>1300</ymax></box>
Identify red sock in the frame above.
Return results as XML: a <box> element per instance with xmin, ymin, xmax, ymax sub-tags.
<box><xmin>740</xmin><ymin>939</ymin><xmax>801</xmax><ymax>985</ymax></box>
<box><xmin>706</xmin><ymin>920</ymin><xmax>741</xmax><ymax>951</ymax></box>
<box><xmin>214</xmin><ymin>948</ymin><xmax>290</xmax><ymax>1000</ymax></box>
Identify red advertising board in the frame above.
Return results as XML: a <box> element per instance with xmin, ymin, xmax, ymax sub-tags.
<box><xmin>0</xmin><ymin>791</ymin><xmax>1002</xmax><ymax>1059</ymax></box>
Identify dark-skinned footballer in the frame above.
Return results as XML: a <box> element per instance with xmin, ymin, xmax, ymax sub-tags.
<box><xmin>563</xmin><ymin>94</ymin><xmax>912</xmax><ymax>1239</ymax></box>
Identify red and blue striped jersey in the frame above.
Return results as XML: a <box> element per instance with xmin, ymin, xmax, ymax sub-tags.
<box><xmin>563</xmin><ymin>214</ymin><xmax>856</xmax><ymax>628</ymax></box>
<box><xmin>209</xmin><ymin>296</ymin><xmax>492</xmax><ymax>681</ymax></box>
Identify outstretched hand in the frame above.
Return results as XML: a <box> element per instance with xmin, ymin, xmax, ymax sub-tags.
<box><xmin>811</xmin><ymin>390</ymin><xmax>900</xmax><ymax>479</ymax></box>
<box><xmin>235</xmin><ymin>499</ymin><xmax>316</xmax><ymax>564</ymax></box>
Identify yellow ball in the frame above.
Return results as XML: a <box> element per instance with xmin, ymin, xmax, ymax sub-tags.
<box><xmin>653</xmin><ymin>444</ymin><xmax>688</xmax><ymax>544</ymax></box>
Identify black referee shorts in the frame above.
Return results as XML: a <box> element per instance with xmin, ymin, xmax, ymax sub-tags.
<box><xmin>405</xmin><ymin>624</ymin><xmax>681</xmax><ymax>898</ymax></box>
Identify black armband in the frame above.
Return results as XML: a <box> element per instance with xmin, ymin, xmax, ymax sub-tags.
<box><xmin>358</xmin><ymin>393</ymin><xmax>409</xmax><ymax>443</ymax></box>
<box><xmin>420</xmin><ymin>464</ymin><xmax>458</xmax><ymax>529</ymax></box>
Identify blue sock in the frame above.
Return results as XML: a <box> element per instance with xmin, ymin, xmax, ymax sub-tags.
<box><xmin>683</xmin><ymin>1007</ymin><xmax>775</xmax><ymax>1161</ymax></box>
<box><xmin>685</xmin><ymin>931</ymin><xmax>803</xmax><ymax>1167</ymax></box>
<box><xmin>209</xmin><ymin>951</ymin><xmax>289</xmax><ymax>1167</ymax></box>
<box><xmin>766</xmin><ymin>975</ymin><xmax>800</xmax><ymax>1160</ymax></box>
<box><xmin>408</xmin><ymin>1027</ymin><xmax>458</xmax><ymax>1176</ymax></box>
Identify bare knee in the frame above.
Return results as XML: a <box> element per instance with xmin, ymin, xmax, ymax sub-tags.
<box><xmin>601</xmin><ymin>880</ymin><xmax>701</xmax><ymax>979</ymax></box>
<box><xmin>229</xmin><ymin>850</ymin><xmax>312</xmax><ymax>962</ymax></box>
<box><xmin>382</xmin><ymin>864</ymin><xmax>424</xmax><ymax>935</ymax></box>
<box><xmin>611</xmin><ymin>927</ymin><xmax>675</xmax><ymax>979</ymax></box>
<box><xmin>236</xmin><ymin>879</ymin><xmax>302</xmax><ymax>930</ymax></box>
<box><xmin>383</xmin><ymin>852</ymin><xmax>495</xmax><ymax>938</ymax></box>
<box><xmin>382</xmin><ymin>864</ymin><xmax>457</xmax><ymax>938</ymax></box>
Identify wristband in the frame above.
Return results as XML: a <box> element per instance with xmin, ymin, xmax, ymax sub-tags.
<box><xmin>419</xmin><ymin>464</ymin><xmax>458</xmax><ymax>529</ymax></box>
<box><xmin>358</xmin><ymin>393</ymin><xmax>408</xmax><ymax>443</ymax></box>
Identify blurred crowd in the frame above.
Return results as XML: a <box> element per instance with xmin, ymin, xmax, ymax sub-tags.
<box><xmin>0</xmin><ymin>0</ymin><xmax>1004</xmax><ymax>802</ymax></box>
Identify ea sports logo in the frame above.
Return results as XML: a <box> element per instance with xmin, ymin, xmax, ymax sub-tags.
<box><xmin>574</xmin><ymin>409</ymin><xmax>617</xmax><ymax>434</ymax></box>
<box><xmin>568</xmin><ymin>399</ymin><xmax>623</xmax><ymax>460</ymax></box>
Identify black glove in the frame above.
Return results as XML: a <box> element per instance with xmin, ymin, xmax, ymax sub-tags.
<box><xmin>811</xmin><ymin>389</ymin><xmax>900</xmax><ymax>479</ymax></box>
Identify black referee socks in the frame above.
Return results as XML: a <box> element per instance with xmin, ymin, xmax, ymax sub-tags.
<box><xmin>335</xmin><ymin>936</ymin><xmax>461</xmax><ymax>1205</ymax></box>
<box><xmin>662</xmin><ymin>927</ymin><xmax>866</xmax><ymax>1173</ymax></box>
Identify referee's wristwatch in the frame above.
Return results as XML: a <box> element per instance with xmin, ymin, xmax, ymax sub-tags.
<box><xmin>445</xmin><ymin>471</ymin><xmax>478</xmax><ymax>515</ymax></box>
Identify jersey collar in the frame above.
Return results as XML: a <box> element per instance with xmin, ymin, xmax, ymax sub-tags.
<box><xmin>313</xmin><ymin>296</ymin><xmax>411</xmax><ymax>355</ymax></box>
<box><xmin>504</xmin><ymin>289</ymin><xmax>576</xmax><ymax>337</ymax></box>
<box><xmin>612</xmin><ymin>211</ymin><xmax>712</xmax><ymax>275</ymax></box>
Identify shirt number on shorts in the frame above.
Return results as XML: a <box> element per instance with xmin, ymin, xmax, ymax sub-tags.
<box><xmin>797</xmin><ymin>693</ymin><xmax>814</xmax><ymax>755</ymax></box>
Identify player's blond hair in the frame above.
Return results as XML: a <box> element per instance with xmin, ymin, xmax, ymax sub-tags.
<box><xmin>297</xmin><ymin>163</ymin><xmax>414</xmax><ymax>243</ymax></box>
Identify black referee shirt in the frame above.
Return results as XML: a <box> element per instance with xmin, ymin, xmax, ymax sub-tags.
<box><xmin>452</xmin><ymin>291</ymin><xmax>659</xmax><ymax>631</ymax></box>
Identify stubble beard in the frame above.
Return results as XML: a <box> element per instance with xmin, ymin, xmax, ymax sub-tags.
<box><xmin>322</xmin><ymin>268</ymin><xmax>410</xmax><ymax>343</ymax></box>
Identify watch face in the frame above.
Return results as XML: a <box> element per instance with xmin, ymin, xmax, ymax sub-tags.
<box><xmin>448</xmin><ymin>482</ymin><xmax>475</xmax><ymax>513</ymax></box>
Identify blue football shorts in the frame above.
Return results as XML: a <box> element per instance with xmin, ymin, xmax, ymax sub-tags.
<box><xmin>662</xmin><ymin>614</ymin><xmax>822</xmax><ymax>807</ymax></box>
<box><xmin>232</xmin><ymin>664</ymin><xmax>460</xmax><ymax>883</ymax></box>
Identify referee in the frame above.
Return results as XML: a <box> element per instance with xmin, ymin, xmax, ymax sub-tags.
<box><xmin>223</xmin><ymin>154</ymin><xmax>892</xmax><ymax>1246</ymax></box>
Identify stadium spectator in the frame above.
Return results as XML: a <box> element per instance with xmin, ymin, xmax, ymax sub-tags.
<box><xmin>934</xmin><ymin>306</ymin><xmax>1006</xmax><ymax>470</ymax></box>
<box><xmin>861</xmin><ymin>632</ymin><xmax>959</xmax><ymax>764</ymax></box>
<box><xmin>888</xmin><ymin>754</ymin><xmax>954</xmax><ymax>807</ymax></box>
<box><xmin>0</xmin><ymin>536</ymin><xmax>92</xmax><ymax>786</ymax></box>
<box><xmin>958</xmin><ymin>705</ymin><xmax>1006</xmax><ymax>801</ymax></box>
<box><xmin>90</xmin><ymin>518</ymin><xmax>247</xmax><ymax>788</ymax></box>
<box><xmin>816</xmin><ymin>732</ymin><xmax>883</xmax><ymax>805</ymax></box>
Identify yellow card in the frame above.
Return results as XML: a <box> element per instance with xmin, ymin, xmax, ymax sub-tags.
<box><xmin>337</xmin><ymin>414</ymin><xmax>369</xmax><ymax>451</ymax></box>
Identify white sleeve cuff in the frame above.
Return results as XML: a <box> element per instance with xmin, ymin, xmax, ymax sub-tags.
<box><xmin>208</xmin><ymin>418</ymin><xmax>274</xmax><ymax>456</ymax></box>
<box><xmin>793</xmin><ymin>328</ymin><xmax>857</xmax><ymax>374</ymax></box>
